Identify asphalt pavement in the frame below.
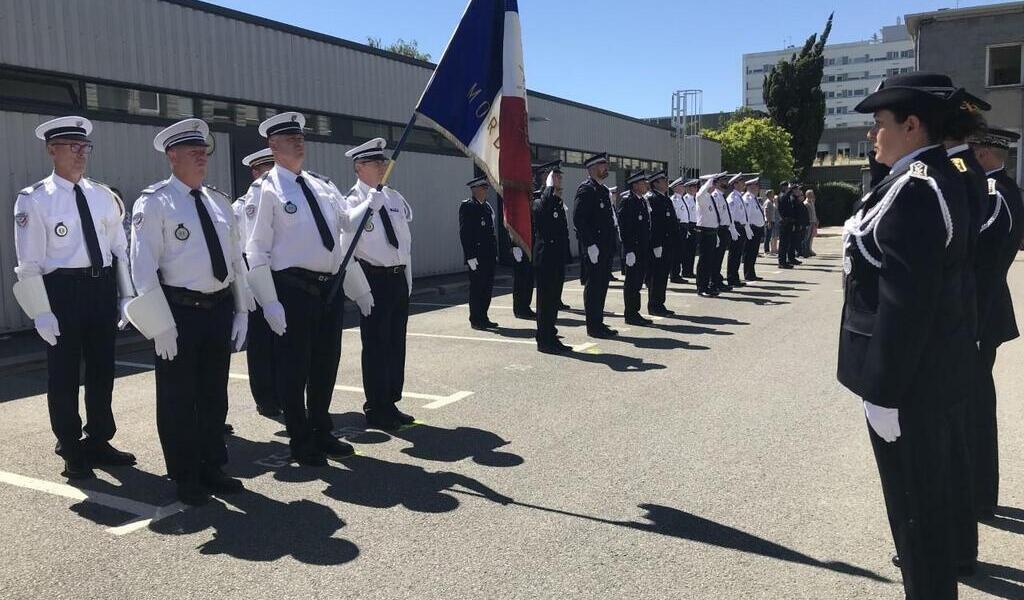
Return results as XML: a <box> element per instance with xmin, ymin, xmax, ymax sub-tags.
<box><xmin>1</xmin><ymin>228</ymin><xmax>1021</xmax><ymax>600</ymax></box>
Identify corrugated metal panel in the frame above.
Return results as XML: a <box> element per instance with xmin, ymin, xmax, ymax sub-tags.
<box><xmin>0</xmin><ymin>110</ymin><xmax>231</xmax><ymax>333</ymax></box>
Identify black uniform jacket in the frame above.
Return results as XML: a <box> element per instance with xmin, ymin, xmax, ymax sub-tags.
<box><xmin>617</xmin><ymin>192</ymin><xmax>651</xmax><ymax>261</ymax></box>
<box><xmin>978</xmin><ymin>168</ymin><xmax>1024</xmax><ymax>346</ymax></box>
<box><xmin>532</xmin><ymin>186</ymin><xmax>570</xmax><ymax>269</ymax></box>
<box><xmin>459</xmin><ymin>198</ymin><xmax>497</xmax><ymax>265</ymax></box>
<box><xmin>949</xmin><ymin>147</ymin><xmax>987</xmax><ymax>338</ymax></box>
<box><xmin>647</xmin><ymin>191</ymin><xmax>679</xmax><ymax>253</ymax></box>
<box><xmin>573</xmin><ymin>178</ymin><xmax>618</xmax><ymax>257</ymax></box>
<box><xmin>837</xmin><ymin>146</ymin><xmax>971</xmax><ymax>410</ymax></box>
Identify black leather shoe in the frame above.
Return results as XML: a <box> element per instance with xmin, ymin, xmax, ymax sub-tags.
<box><xmin>625</xmin><ymin>314</ymin><xmax>653</xmax><ymax>326</ymax></box>
<box><xmin>514</xmin><ymin>309</ymin><xmax>537</xmax><ymax>319</ymax></box>
<box><xmin>558</xmin><ymin>302</ymin><xmax>571</xmax><ymax>310</ymax></box>
<box><xmin>780</xmin><ymin>263</ymin><xmax>794</xmax><ymax>269</ymax></box>
<box><xmin>649</xmin><ymin>307</ymin><xmax>675</xmax><ymax>316</ymax></box>
<box><xmin>670</xmin><ymin>277</ymin><xmax>687</xmax><ymax>284</ymax></box>
<box><xmin>200</xmin><ymin>468</ymin><xmax>244</xmax><ymax>494</ymax></box>
<box><xmin>484</xmin><ymin>320</ymin><xmax>500</xmax><ymax>329</ymax></box>
<box><xmin>790</xmin><ymin>259</ymin><xmax>803</xmax><ymax>265</ymax></box>
<box><xmin>538</xmin><ymin>340</ymin><xmax>571</xmax><ymax>354</ymax></box>
<box><xmin>978</xmin><ymin>508</ymin><xmax>996</xmax><ymax>522</ymax></box>
<box><xmin>291</xmin><ymin>452</ymin><xmax>328</xmax><ymax>467</ymax></box>
<box><xmin>223</xmin><ymin>423</ymin><xmax>234</xmax><ymax>435</ymax></box>
<box><xmin>176</xmin><ymin>480</ymin><xmax>211</xmax><ymax>506</ymax></box>
<box><xmin>391</xmin><ymin>408</ymin><xmax>416</xmax><ymax>425</ymax></box>
<box><xmin>62</xmin><ymin>456</ymin><xmax>95</xmax><ymax>480</ymax></box>
<box><xmin>587</xmin><ymin>328</ymin><xmax>615</xmax><ymax>339</ymax></box>
<box><xmin>319</xmin><ymin>437</ymin><xmax>356</xmax><ymax>460</ymax></box>
<box><xmin>83</xmin><ymin>440</ymin><xmax>137</xmax><ymax>466</ymax></box>
<box><xmin>608</xmin><ymin>274</ymin><xmax>620</xmax><ymax>282</ymax></box>
<box><xmin>365</xmin><ymin>412</ymin><xmax>403</xmax><ymax>432</ymax></box>
<box><xmin>256</xmin><ymin>404</ymin><xmax>282</xmax><ymax>418</ymax></box>
<box><xmin>470</xmin><ymin>321</ymin><xmax>489</xmax><ymax>331</ymax></box>
<box><xmin>891</xmin><ymin>554</ymin><xmax>901</xmax><ymax>569</ymax></box>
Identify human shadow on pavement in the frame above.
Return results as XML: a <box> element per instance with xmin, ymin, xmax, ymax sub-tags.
<box><xmin>713</xmin><ymin>295</ymin><xmax>788</xmax><ymax>306</ymax></box>
<box><xmin>561</xmin><ymin>349</ymin><xmax>669</xmax><ymax>372</ymax></box>
<box><xmin>150</xmin><ymin>489</ymin><xmax>360</xmax><ymax>566</ymax></box>
<box><xmin>652</xmin><ymin>321</ymin><xmax>733</xmax><ymax>337</ymax></box>
<box><xmin>962</xmin><ymin>562</ymin><xmax>1024</xmax><ymax>599</ymax></box>
<box><xmin>727</xmin><ymin>289</ymin><xmax>798</xmax><ymax>299</ymax></box>
<box><xmin>608</xmin><ymin>332</ymin><xmax>704</xmax><ymax>351</ymax></box>
<box><xmin>746</xmin><ymin>284</ymin><xmax>809</xmax><ymax>292</ymax></box>
<box><xmin>672</xmin><ymin>314</ymin><xmax>748</xmax><ymax>327</ymax></box>
<box><xmin>390</xmin><ymin>423</ymin><xmax>524</xmax><ymax>467</ymax></box>
<box><xmin>984</xmin><ymin>506</ymin><xmax>1024</xmax><ymax>535</ymax></box>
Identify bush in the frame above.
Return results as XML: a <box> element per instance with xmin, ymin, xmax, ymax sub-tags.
<box><xmin>811</xmin><ymin>181</ymin><xmax>860</xmax><ymax>226</ymax></box>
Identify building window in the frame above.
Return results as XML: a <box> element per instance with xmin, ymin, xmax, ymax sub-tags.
<box><xmin>886</xmin><ymin>67</ymin><xmax>900</xmax><ymax>77</ymax></box>
<box><xmin>901</xmin><ymin>49</ymin><xmax>915</xmax><ymax>59</ymax></box>
<box><xmin>0</xmin><ymin>70</ymin><xmax>80</xmax><ymax>107</ymax></box>
<box><xmin>988</xmin><ymin>44</ymin><xmax>1022</xmax><ymax>87</ymax></box>
<box><xmin>886</xmin><ymin>51</ymin><xmax>899</xmax><ymax>60</ymax></box>
<box><xmin>85</xmin><ymin>83</ymin><xmax>195</xmax><ymax>119</ymax></box>
<box><xmin>857</xmin><ymin>141</ymin><xmax>871</xmax><ymax>158</ymax></box>
<box><xmin>826</xmin><ymin>107</ymin><xmax>835</xmax><ymax>115</ymax></box>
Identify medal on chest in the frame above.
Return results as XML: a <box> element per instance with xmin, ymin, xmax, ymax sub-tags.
<box><xmin>54</xmin><ymin>222</ymin><xmax>69</xmax><ymax>237</ymax></box>
<box><xmin>283</xmin><ymin>201</ymin><xmax>298</xmax><ymax>214</ymax></box>
<box><xmin>174</xmin><ymin>223</ymin><xmax>190</xmax><ymax>241</ymax></box>
<box><xmin>364</xmin><ymin>219</ymin><xmax>375</xmax><ymax>232</ymax></box>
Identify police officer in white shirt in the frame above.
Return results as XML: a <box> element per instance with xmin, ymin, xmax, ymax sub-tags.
<box><xmin>677</xmin><ymin>179</ymin><xmax>700</xmax><ymax>280</ymax></box>
<box><xmin>694</xmin><ymin>173</ymin><xmax>727</xmax><ymax>297</ymax></box>
<box><xmin>12</xmin><ymin>116</ymin><xmax>136</xmax><ymax>479</ymax></box>
<box><xmin>742</xmin><ymin>176</ymin><xmax>766</xmax><ymax>281</ymax></box>
<box><xmin>245</xmin><ymin>112</ymin><xmax>372</xmax><ymax>465</ymax></box>
<box><xmin>726</xmin><ymin>174</ymin><xmax>754</xmax><ymax>287</ymax></box>
<box><xmin>342</xmin><ymin>138</ymin><xmax>415</xmax><ymax>431</ymax></box>
<box><xmin>231</xmin><ymin>148</ymin><xmax>280</xmax><ymax>418</ymax></box>
<box><xmin>713</xmin><ymin>174</ymin><xmax>740</xmax><ymax>291</ymax></box>
<box><xmin>128</xmin><ymin>118</ymin><xmax>250</xmax><ymax>505</ymax></box>
<box><xmin>668</xmin><ymin>177</ymin><xmax>691</xmax><ymax>283</ymax></box>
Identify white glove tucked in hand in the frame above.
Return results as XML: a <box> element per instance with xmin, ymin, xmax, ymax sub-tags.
<box><xmin>262</xmin><ymin>301</ymin><xmax>288</xmax><ymax>336</ymax></box>
<box><xmin>653</xmin><ymin>246</ymin><xmax>663</xmax><ymax>258</ymax></box>
<box><xmin>625</xmin><ymin>252</ymin><xmax>636</xmax><ymax>267</ymax></box>
<box><xmin>355</xmin><ymin>292</ymin><xmax>374</xmax><ymax>317</ymax></box>
<box><xmin>155</xmin><ymin>328</ymin><xmax>178</xmax><ymax>361</ymax></box>
<box><xmin>730</xmin><ymin>230</ymin><xmax>739</xmax><ymax>242</ymax></box>
<box><xmin>231</xmin><ymin>312</ymin><xmax>248</xmax><ymax>351</ymax></box>
<box><xmin>117</xmin><ymin>298</ymin><xmax>132</xmax><ymax>330</ymax></box>
<box><xmin>467</xmin><ymin>258</ymin><xmax>479</xmax><ymax>271</ymax></box>
<box><xmin>864</xmin><ymin>401</ymin><xmax>901</xmax><ymax>442</ymax></box>
<box><xmin>512</xmin><ymin>247</ymin><xmax>523</xmax><ymax>262</ymax></box>
<box><xmin>587</xmin><ymin>245</ymin><xmax>599</xmax><ymax>265</ymax></box>
<box><xmin>34</xmin><ymin>312</ymin><xmax>60</xmax><ymax>346</ymax></box>
<box><xmin>368</xmin><ymin>189</ymin><xmax>386</xmax><ymax>211</ymax></box>
<box><xmin>744</xmin><ymin>225</ymin><xmax>753</xmax><ymax>240</ymax></box>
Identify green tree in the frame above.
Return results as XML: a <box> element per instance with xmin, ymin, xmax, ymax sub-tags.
<box><xmin>367</xmin><ymin>37</ymin><xmax>432</xmax><ymax>62</ymax></box>
<box><xmin>763</xmin><ymin>13</ymin><xmax>833</xmax><ymax>180</ymax></box>
<box><xmin>704</xmin><ymin>117</ymin><xmax>795</xmax><ymax>187</ymax></box>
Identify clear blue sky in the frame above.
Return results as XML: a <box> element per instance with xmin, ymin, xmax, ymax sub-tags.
<box><xmin>205</xmin><ymin>0</ymin><xmax>992</xmax><ymax>118</ymax></box>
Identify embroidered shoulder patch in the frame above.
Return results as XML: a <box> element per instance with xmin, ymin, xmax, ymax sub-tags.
<box><xmin>15</xmin><ymin>212</ymin><xmax>28</xmax><ymax>228</ymax></box>
<box><xmin>908</xmin><ymin>161</ymin><xmax>929</xmax><ymax>180</ymax></box>
<box><xmin>951</xmin><ymin>157</ymin><xmax>967</xmax><ymax>173</ymax></box>
<box><xmin>988</xmin><ymin>178</ymin><xmax>997</xmax><ymax>196</ymax></box>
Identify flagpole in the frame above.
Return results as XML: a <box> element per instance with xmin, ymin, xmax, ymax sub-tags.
<box><xmin>326</xmin><ymin>114</ymin><xmax>418</xmax><ymax>305</ymax></box>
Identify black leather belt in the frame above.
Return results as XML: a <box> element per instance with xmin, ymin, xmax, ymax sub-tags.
<box><xmin>49</xmin><ymin>266</ymin><xmax>112</xmax><ymax>278</ymax></box>
<box><xmin>162</xmin><ymin>285</ymin><xmax>231</xmax><ymax>309</ymax></box>
<box><xmin>697</xmin><ymin>226</ymin><xmax>718</xmax><ymax>233</ymax></box>
<box><xmin>274</xmin><ymin>267</ymin><xmax>336</xmax><ymax>297</ymax></box>
<box><xmin>359</xmin><ymin>261</ymin><xmax>406</xmax><ymax>275</ymax></box>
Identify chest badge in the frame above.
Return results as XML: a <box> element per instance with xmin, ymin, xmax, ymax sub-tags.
<box><xmin>54</xmin><ymin>222</ymin><xmax>69</xmax><ymax>237</ymax></box>
<box><xmin>174</xmin><ymin>223</ymin><xmax>190</xmax><ymax>241</ymax></box>
<box><xmin>599</xmin><ymin>202</ymin><xmax>605</xmax><ymax>209</ymax></box>
<box><xmin>245</xmin><ymin>204</ymin><xmax>257</xmax><ymax>218</ymax></box>
<box><xmin>553</xmin><ymin>211</ymin><xmax>559</xmax><ymax>218</ymax></box>
<box><xmin>364</xmin><ymin>219</ymin><xmax>375</xmax><ymax>232</ymax></box>
<box><xmin>284</xmin><ymin>201</ymin><xmax>298</xmax><ymax>214</ymax></box>
<box><xmin>481</xmin><ymin>218</ymin><xmax>487</xmax><ymax>227</ymax></box>
<box><xmin>843</xmin><ymin>255</ymin><xmax>853</xmax><ymax>275</ymax></box>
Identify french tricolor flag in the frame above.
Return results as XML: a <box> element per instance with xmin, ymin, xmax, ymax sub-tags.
<box><xmin>416</xmin><ymin>0</ymin><xmax>534</xmax><ymax>253</ymax></box>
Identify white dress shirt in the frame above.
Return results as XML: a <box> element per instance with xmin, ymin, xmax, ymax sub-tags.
<box><xmin>743</xmin><ymin>192</ymin><xmax>766</xmax><ymax>227</ymax></box>
<box><xmin>694</xmin><ymin>179</ymin><xmax>721</xmax><ymax>228</ymax></box>
<box><xmin>130</xmin><ymin>175</ymin><xmax>243</xmax><ymax>295</ymax></box>
<box><xmin>713</xmin><ymin>190</ymin><xmax>740</xmax><ymax>238</ymax></box>
<box><xmin>14</xmin><ymin>173</ymin><xmax>128</xmax><ymax>278</ymax></box>
<box><xmin>246</xmin><ymin>164</ymin><xmax>355</xmax><ymax>274</ymax></box>
<box><xmin>343</xmin><ymin>178</ymin><xmax>413</xmax><ymax>268</ymax></box>
<box><xmin>727</xmin><ymin>190</ymin><xmax>749</xmax><ymax>225</ymax></box>
<box><xmin>683</xmin><ymin>193</ymin><xmax>697</xmax><ymax>223</ymax></box>
<box><xmin>671</xmin><ymin>193</ymin><xmax>692</xmax><ymax>224</ymax></box>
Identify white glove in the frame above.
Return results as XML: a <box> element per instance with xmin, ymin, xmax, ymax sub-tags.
<box><xmin>354</xmin><ymin>292</ymin><xmax>374</xmax><ymax>317</ymax></box>
<box><xmin>625</xmin><ymin>252</ymin><xmax>636</xmax><ymax>267</ymax></box>
<box><xmin>512</xmin><ymin>247</ymin><xmax>523</xmax><ymax>262</ymax></box>
<box><xmin>730</xmin><ymin>230</ymin><xmax>739</xmax><ymax>242</ymax></box>
<box><xmin>744</xmin><ymin>225</ymin><xmax>753</xmax><ymax>240</ymax></box>
<box><xmin>467</xmin><ymin>258</ymin><xmax>478</xmax><ymax>271</ymax></box>
<box><xmin>155</xmin><ymin>328</ymin><xmax>178</xmax><ymax>361</ymax></box>
<box><xmin>653</xmin><ymin>246</ymin><xmax>663</xmax><ymax>258</ymax></box>
<box><xmin>231</xmin><ymin>312</ymin><xmax>248</xmax><ymax>351</ymax></box>
<box><xmin>368</xmin><ymin>189</ymin><xmax>386</xmax><ymax>212</ymax></box>
<box><xmin>34</xmin><ymin>312</ymin><xmax>60</xmax><ymax>346</ymax></box>
<box><xmin>864</xmin><ymin>401</ymin><xmax>901</xmax><ymax>442</ymax></box>
<box><xmin>117</xmin><ymin>298</ymin><xmax>132</xmax><ymax>331</ymax></box>
<box><xmin>262</xmin><ymin>301</ymin><xmax>287</xmax><ymax>336</ymax></box>
<box><xmin>587</xmin><ymin>245</ymin><xmax>599</xmax><ymax>264</ymax></box>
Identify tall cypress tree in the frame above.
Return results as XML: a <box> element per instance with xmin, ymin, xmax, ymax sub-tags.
<box><xmin>763</xmin><ymin>13</ymin><xmax>833</xmax><ymax>180</ymax></box>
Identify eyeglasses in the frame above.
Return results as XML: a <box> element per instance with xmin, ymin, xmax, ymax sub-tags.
<box><xmin>51</xmin><ymin>142</ymin><xmax>94</xmax><ymax>154</ymax></box>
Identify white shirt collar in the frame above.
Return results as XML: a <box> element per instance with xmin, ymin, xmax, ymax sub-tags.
<box><xmin>273</xmin><ymin>163</ymin><xmax>301</xmax><ymax>183</ymax></box>
<box><xmin>51</xmin><ymin>172</ymin><xmax>79</xmax><ymax>191</ymax></box>
<box><xmin>168</xmin><ymin>174</ymin><xmax>198</xmax><ymax>196</ymax></box>
<box><xmin>985</xmin><ymin>166</ymin><xmax>1006</xmax><ymax>176</ymax></box>
<box><xmin>891</xmin><ymin>144</ymin><xmax>941</xmax><ymax>174</ymax></box>
<box><xmin>946</xmin><ymin>143</ymin><xmax>970</xmax><ymax>157</ymax></box>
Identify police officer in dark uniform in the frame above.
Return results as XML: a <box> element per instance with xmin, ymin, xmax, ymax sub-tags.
<box><xmin>969</xmin><ymin>126</ymin><xmax>1024</xmax><ymax>521</ymax></box>
<box><xmin>618</xmin><ymin>171</ymin><xmax>653</xmax><ymax>326</ymax></box>
<box><xmin>532</xmin><ymin>161</ymin><xmax>572</xmax><ymax>354</ymax></box>
<box><xmin>13</xmin><ymin>116</ymin><xmax>137</xmax><ymax>480</ymax></box>
<box><xmin>776</xmin><ymin>181</ymin><xmax>797</xmax><ymax>268</ymax></box>
<box><xmin>459</xmin><ymin>176</ymin><xmax>498</xmax><ymax>330</ymax></box>
<box><xmin>508</xmin><ymin>192</ymin><xmax>535</xmax><ymax>320</ymax></box>
<box><xmin>792</xmin><ymin>185</ymin><xmax>810</xmax><ymax>259</ymax></box>
<box><xmin>573</xmin><ymin>152</ymin><xmax>619</xmax><ymax>338</ymax></box>
<box><xmin>645</xmin><ymin>170</ymin><xmax>677</xmax><ymax>315</ymax></box>
<box><xmin>838</xmin><ymin>72</ymin><xmax>970</xmax><ymax>600</ymax></box>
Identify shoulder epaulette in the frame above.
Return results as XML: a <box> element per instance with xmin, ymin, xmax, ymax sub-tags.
<box><xmin>908</xmin><ymin>161</ymin><xmax>929</xmax><ymax>180</ymax></box>
<box><xmin>86</xmin><ymin>177</ymin><xmax>125</xmax><ymax>216</ymax></box>
<box><xmin>306</xmin><ymin>171</ymin><xmax>333</xmax><ymax>185</ymax></box>
<box><xmin>141</xmin><ymin>179</ymin><xmax>170</xmax><ymax>195</ymax></box>
<box><xmin>17</xmin><ymin>181</ymin><xmax>45</xmax><ymax>196</ymax></box>
<box><xmin>988</xmin><ymin>178</ymin><xmax>997</xmax><ymax>196</ymax></box>
<box><xmin>204</xmin><ymin>184</ymin><xmax>232</xmax><ymax>201</ymax></box>
<box><xmin>950</xmin><ymin>157</ymin><xmax>968</xmax><ymax>173</ymax></box>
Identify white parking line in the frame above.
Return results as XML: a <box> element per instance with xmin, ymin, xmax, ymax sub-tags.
<box><xmin>0</xmin><ymin>469</ymin><xmax>185</xmax><ymax>536</ymax></box>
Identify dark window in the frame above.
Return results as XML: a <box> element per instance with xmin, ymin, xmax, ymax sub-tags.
<box><xmin>0</xmin><ymin>70</ymin><xmax>79</xmax><ymax>107</ymax></box>
<box><xmin>988</xmin><ymin>45</ymin><xmax>1022</xmax><ymax>86</ymax></box>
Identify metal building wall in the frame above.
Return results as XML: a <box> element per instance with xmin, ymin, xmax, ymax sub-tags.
<box><xmin>0</xmin><ymin>110</ymin><xmax>231</xmax><ymax>333</ymax></box>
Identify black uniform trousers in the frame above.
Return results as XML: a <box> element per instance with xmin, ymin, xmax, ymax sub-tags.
<box><xmin>535</xmin><ymin>263</ymin><xmax>565</xmax><ymax>343</ymax></box>
<box><xmin>727</xmin><ymin>225</ymin><xmax>746</xmax><ymax>285</ymax></box>
<box><xmin>583</xmin><ymin>255</ymin><xmax>611</xmax><ymax>331</ymax></box>
<box><xmin>468</xmin><ymin>260</ymin><xmax>496</xmax><ymax>325</ymax></box>
<box><xmin>680</xmin><ymin>228</ymin><xmax>698</xmax><ymax>278</ymax></box>
<box><xmin>624</xmin><ymin>258</ymin><xmax>647</xmax><ymax>317</ymax></box>
<box><xmin>869</xmin><ymin>404</ymin><xmax>957</xmax><ymax>600</ymax></box>
<box><xmin>578</xmin><ymin>240</ymin><xmax>588</xmax><ymax>285</ymax></box>
<box><xmin>272</xmin><ymin>270</ymin><xmax>344</xmax><ymax>457</ymax></box>
<box><xmin>715</xmin><ymin>227</ymin><xmax>732</xmax><ymax>285</ymax></box>
<box><xmin>646</xmin><ymin>252</ymin><xmax>669</xmax><ymax>312</ymax></box>
<box><xmin>246</xmin><ymin>305</ymin><xmax>277</xmax><ymax>410</ymax></box>
<box><xmin>788</xmin><ymin>226</ymin><xmax>804</xmax><ymax>263</ymax></box>
<box><xmin>43</xmin><ymin>268</ymin><xmax>117</xmax><ymax>460</ymax></box>
<box><xmin>973</xmin><ymin>342</ymin><xmax>1000</xmax><ymax>515</ymax></box>
<box><xmin>513</xmin><ymin>257</ymin><xmax>534</xmax><ymax>314</ymax></box>
<box><xmin>359</xmin><ymin>263</ymin><xmax>409</xmax><ymax>416</ymax></box>
<box><xmin>778</xmin><ymin>222</ymin><xmax>795</xmax><ymax>266</ymax></box>
<box><xmin>155</xmin><ymin>291</ymin><xmax>232</xmax><ymax>482</ymax></box>
<box><xmin>743</xmin><ymin>226</ymin><xmax>764</xmax><ymax>279</ymax></box>
<box><xmin>696</xmin><ymin>229</ymin><xmax>719</xmax><ymax>293</ymax></box>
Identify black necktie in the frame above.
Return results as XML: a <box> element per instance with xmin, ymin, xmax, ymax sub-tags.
<box><xmin>296</xmin><ymin>175</ymin><xmax>335</xmax><ymax>251</ymax></box>
<box><xmin>710</xmin><ymin>194</ymin><xmax>722</xmax><ymax>225</ymax></box>
<box><xmin>376</xmin><ymin>194</ymin><xmax>400</xmax><ymax>249</ymax></box>
<box><xmin>190</xmin><ymin>190</ymin><xmax>228</xmax><ymax>282</ymax></box>
<box><xmin>73</xmin><ymin>184</ymin><xmax>103</xmax><ymax>269</ymax></box>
